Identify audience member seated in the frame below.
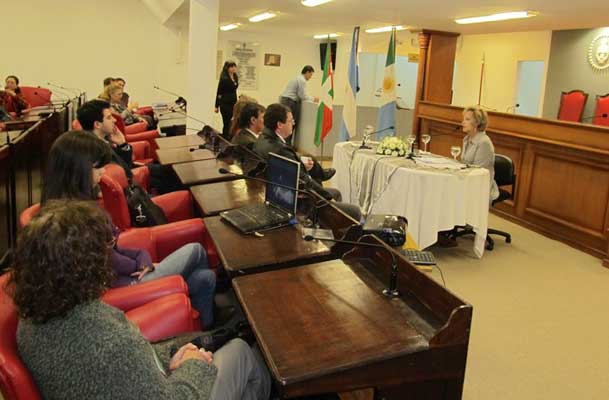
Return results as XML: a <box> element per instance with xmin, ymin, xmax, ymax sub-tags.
<box><xmin>229</xmin><ymin>95</ymin><xmax>258</xmax><ymax>137</ymax></box>
<box><xmin>232</xmin><ymin>102</ymin><xmax>265</xmax><ymax>147</ymax></box>
<box><xmin>42</xmin><ymin>131</ymin><xmax>221</xmax><ymax>327</ymax></box>
<box><xmin>10</xmin><ymin>200</ymin><xmax>271</xmax><ymax>400</ymax></box>
<box><xmin>100</xmin><ymin>82</ymin><xmax>153</xmax><ymax>129</ymax></box>
<box><xmin>78</xmin><ymin>99</ymin><xmax>182</xmax><ymax>194</ymax></box>
<box><xmin>254</xmin><ymin>103</ymin><xmax>360</xmax><ymax>221</ymax></box>
<box><xmin>1</xmin><ymin>75</ymin><xmax>30</xmax><ymax>116</ymax></box>
<box><xmin>114</xmin><ymin>77</ymin><xmax>131</xmax><ymax>108</ymax></box>
<box><xmin>461</xmin><ymin>105</ymin><xmax>499</xmax><ymax>203</ymax></box>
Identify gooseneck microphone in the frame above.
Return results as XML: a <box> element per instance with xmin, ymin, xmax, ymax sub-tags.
<box><xmin>303</xmin><ymin>234</ymin><xmax>400</xmax><ymax>298</ymax></box>
<box><xmin>360</xmin><ymin>125</ymin><xmax>395</xmax><ymax>149</ymax></box>
<box><xmin>46</xmin><ymin>82</ymin><xmax>83</xmax><ymax>97</ymax></box>
<box><xmin>153</xmin><ymin>85</ymin><xmax>187</xmax><ymax>108</ymax></box>
<box><xmin>505</xmin><ymin>103</ymin><xmax>520</xmax><ymax>113</ymax></box>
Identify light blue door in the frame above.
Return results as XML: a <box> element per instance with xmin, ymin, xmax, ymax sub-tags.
<box><xmin>514</xmin><ymin>60</ymin><xmax>545</xmax><ymax>117</ymax></box>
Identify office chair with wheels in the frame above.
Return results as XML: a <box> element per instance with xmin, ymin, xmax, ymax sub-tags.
<box><xmin>453</xmin><ymin>154</ymin><xmax>516</xmax><ymax>250</ymax></box>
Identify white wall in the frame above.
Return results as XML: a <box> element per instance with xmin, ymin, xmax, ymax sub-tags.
<box><xmin>452</xmin><ymin>31</ymin><xmax>552</xmax><ymax>115</ymax></box>
<box><xmin>2</xmin><ymin>0</ymin><xmax>188</xmax><ymax>106</ymax></box>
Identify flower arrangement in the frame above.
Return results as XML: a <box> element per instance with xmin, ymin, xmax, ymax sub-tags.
<box><xmin>376</xmin><ymin>136</ymin><xmax>408</xmax><ymax>157</ymax></box>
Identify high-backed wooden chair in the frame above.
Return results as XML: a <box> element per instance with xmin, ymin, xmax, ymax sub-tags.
<box><xmin>557</xmin><ymin>90</ymin><xmax>588</xmax><ymax>122</ymax></box>
<box><xmin>593</xmin><ymin>93</ymin><xmax>609</xmax><ymax>127</ymax></box>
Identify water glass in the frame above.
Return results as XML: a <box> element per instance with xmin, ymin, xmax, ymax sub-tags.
<box><xmin>422</xmin><ymin>134</ymin><xmax>431</xmax><ymax>152</ymax></box>
<box><xmin>450</xmin><ymin>145</ymin><xmax>461</xmax><ymax>160</ymax></box>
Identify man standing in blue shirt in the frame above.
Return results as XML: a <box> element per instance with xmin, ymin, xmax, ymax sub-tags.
<box><xmin>280</xmin><ymin>65</ymin><xmax>319</xmax><ymax>132</ymax></box>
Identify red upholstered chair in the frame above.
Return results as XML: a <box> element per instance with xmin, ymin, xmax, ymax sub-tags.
<box><xmin>112</xmin><ymin>113</ymin><xmax>160</xmax><ymax>159</ymax></box>
<box><xmin>135</xmin><ymin>105</ymin><xmax>154</xmax><ymax>117</ymax></box>
<box><xmin>0</xmin><ymin>273</ymin><xmax>199</xmax><ymax>400</ymax></box>
<box><xmin>593</xmin><ymin>93</ymin><xmax>609</xmax><ymax>127</ymax></box>
<box><xmin>99</xmin><ymin>164</ymin><xmax>219</xmax><ymax>268</ymax></box>
<box><xmin>557</xmin><ymin>90</ymin><xmax>588</xmax><ymax>122</ymax></box>
<box><xmin>18</xmin><ymin>87</ymin><xmax>52</xmax><ymax>108</ymax></box>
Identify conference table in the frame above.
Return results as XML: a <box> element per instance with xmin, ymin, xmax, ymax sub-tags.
<box><xmin>332</xmin><ymin>141</ymin><xmax>490</xmax><ymax>257</ymax></box>
<box><xmin>155</xmin><ymin>134</ymin><xmax>204</xmax><ymax>149</ymax></box>
<box><xmin>190</xmin><ymin>179</ymin><xmax>265</xmax><ymax>216</ymax></box>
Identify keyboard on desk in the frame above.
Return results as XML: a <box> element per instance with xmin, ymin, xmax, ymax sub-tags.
<box><xmin>221</xmin><ymin>203</ymin><xmax>292</xmax><ymax>233</ymax></box>
<box><xmin>401</xmin><ymin>249</ymin><xmax>437</xmax><ymax>265</ymax></box>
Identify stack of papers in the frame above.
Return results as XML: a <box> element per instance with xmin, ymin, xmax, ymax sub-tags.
<box><xmin>413</xmin><ymin>155</ymin><xmax>466</xmax><ymax>170</ymax></box>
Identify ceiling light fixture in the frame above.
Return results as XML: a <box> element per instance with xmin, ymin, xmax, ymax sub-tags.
<box><xmin>364</xmin><ymin>25</ymin><xmax>406</xmax><ymax>34</ymax></box>
<box><xmin>249</xmin><ymin>12</ymin><xmax>277</xmax><ymax>23</ymax></box>
<box><xmin>313</xmin><ymin>33</ymin><xmax>339</xmax><ymax>39</ymax></box>
<box><xmin>302</xmin><ymin>0</ymin><xmax>333</xmax><ymax>7</ymax></box>
<box><xmin>455</xmin><ymin>11</ymin><xmax>538</xmax><ymax>25</ymax></box>
<box><xmin>220</xmin><ymin>23</ymin><xmax>241</xmax><ymax>31</ymax></box>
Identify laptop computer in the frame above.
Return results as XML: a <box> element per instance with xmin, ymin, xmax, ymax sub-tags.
<box><xmin>220</xmin><ymin>152</ymin><xmax>300</xmax><ymax>233</ymax></box>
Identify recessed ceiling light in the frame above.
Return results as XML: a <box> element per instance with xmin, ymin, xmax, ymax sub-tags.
<box><xmin>364</xmin><ymin>25</ymin><xmax>407</xmax><ymax>34</ymax></box>
<box><xmin>220</xmin><ymin>23</ymin><xmax>241</xmax><ymax>31</ymax></box>
<box><xmin>455</xmin><ymin>11</ymin><xmax>538</xmax><ymax>25</ymax></box>
<box><xmin>302</xmin><ymin>0</ymin><xmax>333</xmax><ymax>7</ymax></box>
<box><xmin>249</xmin><ymin>12</ymin><xmax>277</xmax><ymax>23</ymax></box>
<box><xmin>313</xmin><ymin>33</ymin><xmax>339</xmax><ymax>39</ymax></box>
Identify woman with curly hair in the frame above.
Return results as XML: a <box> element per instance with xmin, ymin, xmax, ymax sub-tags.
<box><xmin>41</xmin><ymin>130</ymin><xmax>222</xmax><ymax>328</ymax></box>
<box><xmin>10</xmin><ymin>200</ymin><xmax>270</xmax><ymax>399</ymax></box>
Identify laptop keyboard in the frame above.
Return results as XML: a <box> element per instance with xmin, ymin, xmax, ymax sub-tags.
<box><xmin>401</xmin><ymin>249</ymin><xmax>437</xmax><ymax>265</ymax></box>
<box><xmin>229</xmin><ymin>204</ymin><xmax>289</xmax><ymax>227</ymax></box>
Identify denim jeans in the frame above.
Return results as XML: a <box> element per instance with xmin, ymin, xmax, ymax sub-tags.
<box><xmin>141</xmin><ymin>243</ymin><xmax>216</xmax><ymax>327</ymax></box>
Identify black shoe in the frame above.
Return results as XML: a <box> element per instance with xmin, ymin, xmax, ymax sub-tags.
<box><xmin>321</xmin><ymin>168</ymin><xmax>336</xmax><ymax>181</ymax></box>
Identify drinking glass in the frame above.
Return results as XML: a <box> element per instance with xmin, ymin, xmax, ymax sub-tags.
<box><xmin>421</xmin><ymin>134</ymin><xmax>431</xmax><ymax>152</ymax></box>
<box><xmin>406</xmin><ymin>135</ymin><xmax>416</xmax><ymax>155</ymax></box>
<box><xmin>450</xmin><ymin>145</ymin><xmax>461</xmax><ymax>160</ymax></box>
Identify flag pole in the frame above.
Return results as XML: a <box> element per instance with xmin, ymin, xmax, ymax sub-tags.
<box><xmin>477</xmin><ymin>52</ymin><xmax>485</xmax><ymax>105</ymax></box>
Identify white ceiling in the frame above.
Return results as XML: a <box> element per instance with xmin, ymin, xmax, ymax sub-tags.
<box><xmin>218</xmin><ymin>0</ymin><xmax>609</xmax><ymax>37</ymax></box>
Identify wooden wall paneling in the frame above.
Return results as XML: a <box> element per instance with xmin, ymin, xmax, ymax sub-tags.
<box><xmin>424</xmin><ymin>34</ymin><xmax>458</xmax><ymax>104</ymax></box>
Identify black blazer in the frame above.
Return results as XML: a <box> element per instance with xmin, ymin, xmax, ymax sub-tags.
<box><xmin>215</xmin><ymin>75</ymin><xmax>238</xmax><ymax>108</ymax></box>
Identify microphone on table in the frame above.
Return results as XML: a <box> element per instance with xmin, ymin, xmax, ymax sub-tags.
<box><xmin>360</xmin><ymin>125</ymin><xmax>395</xmax><ymax>149</ymax></box>
<box><xmin>581</xmin><ymin>113</ymin><xmax>608</xmax><ymax>122</ymax></box>
<box><xmin>303</xmin><ymin>234</ymin><xmax>400</xmax><ymax>298</ymax></box>
<box><xmin>46</xmin><ymin>82</ymin><xmax>84</xmax><ymax>97</ymax></box>
<box><xmin>218</xmin><ymin>168</ymin><xmax>330</xmax><ymax>227</ymax></box>
<box><xmin>153</xmin><ymin>85</ymin><xmax>187</xmax><ymax>109</ymax></box>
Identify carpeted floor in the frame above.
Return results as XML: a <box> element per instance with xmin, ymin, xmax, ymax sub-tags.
<box><xmin>426</xmin><ymin>213</ymin><xmax>609</xmax><ymax>400</ymax></box>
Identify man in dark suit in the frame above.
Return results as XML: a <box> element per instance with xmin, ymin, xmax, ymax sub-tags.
<box><xmin>254</xmin><ymin>103</ymin><xmax>342</xmax><ymax>202</ymax></box>
<box><xmin>232</xmin><ymin>103</ymin><xmax>265</xmax><ymax>147</ymax></box>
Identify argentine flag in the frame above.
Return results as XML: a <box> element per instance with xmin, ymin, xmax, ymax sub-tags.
<box><xmin>339</xmin><ymin>26</ymin><xmax>360</xmax><ymax>142</ymax></box>
<box><xmin>375</xmin><ymin>27</ymin><xmax>397</xmax><ymax>140</ymax></box>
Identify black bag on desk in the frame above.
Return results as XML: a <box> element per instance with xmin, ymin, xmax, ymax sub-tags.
<box><xmin>124</xmin><ymin>184</ymin><xmax>168</xmax><ymax>227</ymax></box>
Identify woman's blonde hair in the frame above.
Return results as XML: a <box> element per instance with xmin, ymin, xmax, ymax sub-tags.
<box><xmin>463</xmin><ymin>105</ymin><xmax>489</xmax><ymax>132</ymax></box>
<box><xmin>99</xmin><ymin>82</ymin><xmax>122</xmax><ymax>102</ymax></box>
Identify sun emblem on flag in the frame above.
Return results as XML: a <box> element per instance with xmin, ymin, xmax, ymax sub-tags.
<box><xmin>588</xmin><ymin>35</ymin><xmax>609</xmax><ymax>71</ymax></box>
<box><xmin>383</xmin><ymin>76</ymin><xmax>395</xmax><ymax>92</ymax></box>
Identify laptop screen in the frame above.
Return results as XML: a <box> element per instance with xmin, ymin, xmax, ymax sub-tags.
<box><xmin>266</xmin><ymin>152</ymin><xmax>300</xmax><ymax>215</ymax></box>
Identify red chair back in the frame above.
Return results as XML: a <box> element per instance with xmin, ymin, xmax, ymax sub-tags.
<box><xmin>557</xmin><ymin>90</ymin><xmax>588</xmax><ymax>122</ymax></box>
<box><xmin>19</xmin><ymin>204</ymin><xmax>41</xmax><ymax>229</ymax></box>
<box><xmin>0</xmin><ymin>274</ymin><xmax>42</xmax><ymax>400</ymax></box>
<box><xmin>112</xmin><ymin>113</ymin><xmax>127</xmax><ymax>134</ymax></box>
<box><xmin>19</xmin><ymin>87</ymin><xmax>52</xmax><ymax>108</ymax></box>
<box><xmin>594</xmin><ymin>93</ymin><xmax>609</xmax><ymax>127</ymax></box>
<box><xmin>99</xmin><ymin>164</ymin><xmax>133</xmax><ymax>230</ymax></box>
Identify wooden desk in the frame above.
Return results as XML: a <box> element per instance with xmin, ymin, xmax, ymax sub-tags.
<box><xmin>191</xmin><ymin>179</ymin><xmax>265</xmax><ymax>216</ymax></box>
<box><xmin>155</xmin><ymin>135</ymin><xmax>204</xmax><ymax>149</ymax></box>
<box><xmin>233</xmin><ymin>238</ymin><xmax>472</xmax><ymax>399</ymax></box>
<box><xmin>156</xmin><ymin>147</ymin><xmax>215</xmax><ymax>165</ymax></box>
<box><xmin>172</xmin><ymin>159</ymin><xmax>243</xmax><ymax>185</ymax></box>
<box><xmin>203</xmin><ymin>216</ymin><xmax>332</xmax><ymax>276</ymax></box>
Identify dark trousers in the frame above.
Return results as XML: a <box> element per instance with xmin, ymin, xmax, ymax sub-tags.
<box><xmin>219</xmin><ymin>103</ymin><xmax>234</xmax><ymax>141</ymax></box>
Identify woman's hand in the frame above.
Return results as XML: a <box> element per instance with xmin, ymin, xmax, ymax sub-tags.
<box><xmin>130</xmin><ymin>265</ymin><xmax>153</xmax><ymax>281</ymax></box>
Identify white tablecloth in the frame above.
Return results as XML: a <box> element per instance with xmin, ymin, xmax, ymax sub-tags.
<box><xmin>332</xmin><ymin>141</ymin><xmax>490</xmax><ymax>257</ymax></box>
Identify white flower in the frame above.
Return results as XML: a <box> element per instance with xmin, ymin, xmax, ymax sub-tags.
<box><xmin>391</xmin><ymin>151</ymin><xmax>398</xmax><ymax>157</ymax></box>
<box><xmin>384</xmin><ymin>149</ymin><xmax>391</xmax><ymax>155</ymax></box>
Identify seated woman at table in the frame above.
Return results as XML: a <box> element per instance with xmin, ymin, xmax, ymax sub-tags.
<box><xmin>461</xmin><ymin>105</ymin><xmax>499</xmax><ymax>203</ymax></box>
<box><xmin>100</xmin><ymin>82</ymin><xmax>153</xmax><ymax>129</ymax></box>
<box><xmin>11</xmin><ymin>200</ymin><xmax>271</xmax><ymax>400</ymax></box>
<box><xmin>41</xmin><ymin>130</ymin><xmax>223</xmax><ymax>328</ymax></box>
<box><xmin>1</xmin><ymin>75</ymin><xmax>30</xmax><ymax>116</ymax></box>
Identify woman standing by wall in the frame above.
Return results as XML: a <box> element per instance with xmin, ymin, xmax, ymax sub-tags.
<box><xmin>215</xmin><ymin>61</ymin><xmax>239</xmax><ymax>140</ymax></box>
